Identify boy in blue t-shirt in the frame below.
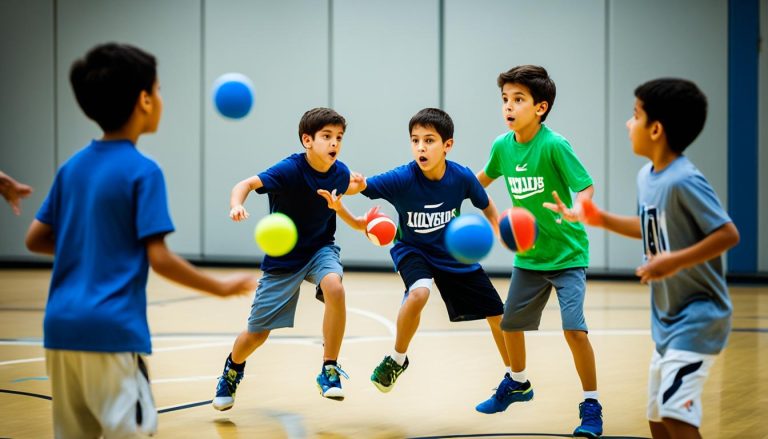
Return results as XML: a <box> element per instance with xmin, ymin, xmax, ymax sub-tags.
<box><xmin>212</xmin><ymin>107</ymin><xmax>363</xmax><ymax>410</ymax></box>
<box><xmin>320</xmin><ymin>108</ymin><xmax>511</xmax><ymax>400</ymax></box>
<box><xmin>557</xmin><ymin>78</ymin><xmax>739</xmax><ymax>439</ymax></box>
<box><xmin>25</xmin><ymin>43</ymin><xmax>258</xmax><ymax>438</ymax></box>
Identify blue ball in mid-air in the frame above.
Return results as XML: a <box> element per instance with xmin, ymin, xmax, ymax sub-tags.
<box><xmin>444</xmin><ymin>214</ymin><xmax>494</xmax><ymax>264</ymax></box>
<box><xmin>212</xmin><ymin>73</ymin><xmax>254</xmax><ymax>119</ymax></box>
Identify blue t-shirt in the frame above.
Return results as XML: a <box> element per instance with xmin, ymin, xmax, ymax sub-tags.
<box><xmin>36</xmin><ymin>139</ymin><xmax>175</xmax><ymax>354</ymax></box>
<box><xmin>637</xmin><ymin>156</ymin><xmax>733</xmax><ymax>355</ymax></box>
<box><xmin>362</xmin><ymin>160</ymin><xmax>490</xmax><ymax>273</ymax></box>
<box><xmin>256</xmin><ymin>153</ymin><xmax>350</xmax><ymax>272</ymax></box>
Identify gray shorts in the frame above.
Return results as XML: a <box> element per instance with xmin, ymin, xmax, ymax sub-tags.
<box><xmin>501</xmin><ymin>266</ymin><xmax>588</xmax><ymax>331</ymax></box>
<box><xmin>248</xmin><ymin>245</ymin><xmax>343</xmax><ymax>332</ymax></box>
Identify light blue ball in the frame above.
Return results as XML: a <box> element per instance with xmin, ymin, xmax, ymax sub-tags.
<box><xmin>445</xmin><ymin>214</ymin><xmax>494</xmax><ymax>264</ymax></box>
<box><xmin>212</xmin><ymin>73</ymin><xmax>254</xmax><ymax>119</ymax></box>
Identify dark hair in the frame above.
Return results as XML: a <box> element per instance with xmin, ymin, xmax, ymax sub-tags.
<box><xmin>634</xmin><ymin>78</ymin><xmax>707</xmax><ymax>153</ymax></box>
<box><xmin>298</xmin><ymin>108</ymin><xmax>346</xmax><ymax>142</ymax></box>
<box><xmin>497</xmin><ymin>65</ymin><xmax>556</xmax><ymax>122</ymax></box>
<box><xmin>69</xmin><ymin>43</ymin><xmax>157</xmax><ymax>132</ymax></box>
<box><xmin>408</xmin><ymin>108</ymin><xmax>454</xmax><ymax>142</ymax></box>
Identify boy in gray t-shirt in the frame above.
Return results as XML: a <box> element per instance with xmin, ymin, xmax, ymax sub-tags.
<box><xmin>546</xmin><ymin>78</ymin><xmax>739</xmax><ymax>439</ymax></box>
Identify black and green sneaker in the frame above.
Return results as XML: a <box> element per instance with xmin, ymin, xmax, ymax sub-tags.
<box><xmin>370</xmin><ymin>355</ymin><xmax>409</xmax><ymax>393</ymax></box>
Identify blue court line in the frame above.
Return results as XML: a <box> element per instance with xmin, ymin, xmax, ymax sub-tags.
<box><xmin>158</xmin><ymin>399</ymin><xmax>212</xmax><ymax>413</ymax></box>
<box><xmin>11</xmin><ymin>376</ymin><xmax>47</xmax><ymax>383</ymax></box>
<box><xmin>408</xmin><ymin>434</ymin><xmax>649</xmax><ymax>439</ymax></box>
<box><xmin>0</xmin><ymin>389</ymin><xmax>52</xmax><ymax>400</ymax></box>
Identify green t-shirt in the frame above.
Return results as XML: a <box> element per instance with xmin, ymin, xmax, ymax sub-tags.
<box><xmin>485</xmin><ymin>124</ymin><xmax>592</xmax><ymax>270</ymax></box>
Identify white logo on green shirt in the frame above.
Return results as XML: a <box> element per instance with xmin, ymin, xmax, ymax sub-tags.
<box><xmin>506</xmin><ymin>176</ymin><xmax>545</xmax><ymax>199</ymax></box>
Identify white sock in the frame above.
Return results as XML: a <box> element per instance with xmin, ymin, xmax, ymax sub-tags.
<box><xmin>510</xmin><ymin>369</ymin><xmax>527</xmax><ymax>383</ymax></box>
<box><xmin>391</xmin><ymin>350</ymin><xmax>407</xmax><ymax>366</ymax></box>
<box><xmin>584</xmin><ymin>390</ymin><xmax>599</xmax><ymax>401</ymax></box>
<box><xmin>506</xmin><ymin>367</ymin><xmax>513</xmax><ymax>376</ymax></box>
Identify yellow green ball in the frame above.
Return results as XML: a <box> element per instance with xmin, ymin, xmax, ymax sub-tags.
<box><xmin>254</xmin><ymin>213</ymin><xmax>297</xmax><ymax>257</ymax></box>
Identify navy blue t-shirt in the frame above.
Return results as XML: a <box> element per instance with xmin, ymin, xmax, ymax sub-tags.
<box><xmin>362</xmin><ymin>160</ymin><xmax>489</xmax><ymax>273</ymax></box>
<box><xmin>36</xmin><ymin>140</ymin><xmax>175</xmax><ymax>354</ymax></box>
<box><xmin>256</xmin><ymin>153</ymin><xmax>350</xmax><ymax>272</ymax></box>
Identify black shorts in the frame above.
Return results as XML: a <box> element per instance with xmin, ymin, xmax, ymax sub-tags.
<box><xmin>397</xmin><ymin>253</ymin><xmax>504</xmax><ymax>322</ymax></box>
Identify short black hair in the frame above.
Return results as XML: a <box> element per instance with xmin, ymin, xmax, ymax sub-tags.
<box><xmin>69</xmin><ymin>43</ymin><xmax>157</xmax><ymax>132</ymax></box>
<box><xmin>298</xmin><ymin>108</ymin><xmax>346</xmax><ymax>142</ymax></box>
<box><xmin>634</xmin><ymin>78</ymin><xmax>707</xmax><ymax>154</ymax></box>
<box><xmin>408</xmin><ymin>108</ymin><xmax>454</xmax><ymax>142</ymax></box>
<box><xmin>497</xmin><ymin>65</ymin><xmax>556</xmax><ymax>122</ymax></box>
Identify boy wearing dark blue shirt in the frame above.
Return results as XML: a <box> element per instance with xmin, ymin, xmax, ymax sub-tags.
<box><xmin>320</xmin><ymin>108</ymin><xmax>511</xmax><ymax>400</ymax></box>
<box><xmin>25</xmin><ymin>43</ymin><xmax>258</xmax><ymax>438</ymax></box>
<box><xmin>213</xmin><ymin>108</ymin><xmax>362</xmax><ymax>409</ymax></box>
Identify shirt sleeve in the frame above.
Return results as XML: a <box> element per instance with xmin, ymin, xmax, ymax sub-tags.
<box><xmin>362</xmin><ymin>166</ymin><xmax>406</xmax><ymax>202</ymax></box>
<box><xmin>36</xmin><ymin>173</ymin><xmax>60</xmax><ymax>226</ymax></box>
<box><xmin>551</xmin><ymin>140</ymin><xmax>593</xmax><ymax>192</ymax></box>
<box><xmin>464</xmin><ymin>166</ymin><xmax>490</xmax><ymax>210</ymax></box>
<box><xmin>483</xmin><ymin>137</ymin><xmax>504</xmax><ymax>179</ymax></box>
<box><xmin>675</xmin><ymin>174</ymin><xmax>732</xmax><ymax>235</ymax></box>
<box><xmin>256</xmin><ymin>157</ymin><xmax>296</xmax><ymax>194</ymax></box>
<box><xmin>135</xmin><ymin>166</ymin><xmax>175</xmax><ymax>240</ymax></box>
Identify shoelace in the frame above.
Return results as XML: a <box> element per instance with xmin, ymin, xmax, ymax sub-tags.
<box><xmin>374</xmin><ymin>357</ymin><xmax>400</xmax><ymax>380</ymax></box>
<box><xmin>492</xmin><ymin>377</ymin><xmax>517</xmax><ymax>400</ymax></box>
<box><xmin>221</xmin><ymin>368</ymin><xmax>242</xmax><ymax>391</ymax></box>
<box><xmin>324</xmin><ymin>364</ymin><xmax>349</xmax><ymax>382</ymax></box>
<box><xmin>579</xmin><ymin>402</ymin><xmax>602</xmax><ymax>422</ymax></box>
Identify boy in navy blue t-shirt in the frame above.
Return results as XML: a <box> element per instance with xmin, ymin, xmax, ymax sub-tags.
<box><xmin>25</xmin><ymin>43</ymin><xmax>258</xmax><ymax>438</ymax></box>
<box><xmin>320</xmin><ymin>108</ymin><xmax>511</xmax><ymax>400</ymax></box>
<box><xmin>212</xmin><ymin>108</ymin><xmax>363</xmax><ymax>409</ymax></box>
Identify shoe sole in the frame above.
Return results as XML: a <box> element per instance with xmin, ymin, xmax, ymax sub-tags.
<box><xmin>573</xmin><ymin>430</ymin><xmax>601</xmax><ymax>438</ymax></box>
<box><xmin>475</xmin><ymin>388</ymin><xmax>534</xmax><ymax>414</ymax></box>
<box><xmin>212</xmin><ymin>401</ymin><xmax>234</xmax><ymax>411</ymax></box>
<box><xmin>371</xmin><ymin>379</ymin><xmax>394</xmax><ymax>393</ymax></box>
<box><xmin>317</xmin><ymin>384</ymin><xmax>345</xmax><ymax>401</ymax></box>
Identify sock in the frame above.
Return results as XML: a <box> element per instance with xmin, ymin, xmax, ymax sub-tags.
<box><xmin>391</xmin><ymin>350</ymin><xmax>407</xmax><ymax>366</ymax></box>
<box><xmin>583</xmin><ymin>390</ymin><xmax>599</xmax><ymax>401</ymax></box>
<box><xmin>510</xmin><ymin>369</ymin><xmax>527</xmax><ymax>383</ymax></box>
<box><xmin>227</xmin><ymin>353</ymin><xmax>245</xmax><ymax>372</ymax></box>
<box><xmin>323</xmin><ymin>359</ymin><xmax>338</xmax><ymax>368</ymax></box>
<box><xmin>506</xmin><ymin>367</ymin><xmax>513</xmax><ymax>376</ymax></box>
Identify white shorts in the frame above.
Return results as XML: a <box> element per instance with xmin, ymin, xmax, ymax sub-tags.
<box><xmin>46</xmin><ymin>350</ymin><xmax>157</xmax><ymax>438</ymax></box>
<box><xmin>647</xmin><ymin>348</ymin><xmax>716</xmax><ymax>427</ymax></box>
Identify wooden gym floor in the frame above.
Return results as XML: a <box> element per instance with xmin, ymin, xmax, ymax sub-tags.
<box><xmin>0</xmin><ymin>268</ymin><xmax>766</xmax><ymax>438</ymax></box>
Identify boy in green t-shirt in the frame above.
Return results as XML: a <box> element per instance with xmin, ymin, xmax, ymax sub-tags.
<box><xmin>475</xmin><ymin>65</ymin><xmax>603</xmax><ymax>438</ymax></box>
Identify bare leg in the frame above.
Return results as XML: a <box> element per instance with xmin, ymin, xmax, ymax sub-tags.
<box><xmin>486</xmin><ymin>315</ymin><xmax>510</xmax><ymax>367</ymax></box>
<box><xmin>231</xmin><ymin>329</ymin><xmax>270</xmax><ymax>364</ymax></box>
<box><xmin>394</xmin><ymin>287</ymin><xmax>429</xmax><ymax>353</ymax></box>
<box><xmin>663</xmin><ymin>418</ymin><xmax>701</xmax><ymax>439</ymax></box>
<box><xmin>504</xmin><ymin>330</ymin><xmax>526</xmax><ymax>372</ymax></box>
<box><xmin>564</xmin><ymin>330</ymin><xmax>597</xmax><ymax>391</ymax></box>
<box><xmin>649</xmin><ymin>421</ymin><xmax>671</xmax><ymax>439</ymax></box>
<box><xmin>320</xmin><ymin>273</ymin><xmax>346</xmax><ymax>361</ymax></box>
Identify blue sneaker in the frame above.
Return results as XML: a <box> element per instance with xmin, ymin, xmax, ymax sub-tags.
<box><xmin>316</xmin><ymin>363</ymin><xmax>349</xmax><ymax>400</ymax></box>
<box><xmin>370</xmin><ymin>355</ymin><xmax>409</xmax><ymax>393</ymax></box>
<box><xmin>212</xmin><ymin>357</ymin><xmax>244</xmax><ymax>411</ymax></box>
<box><xmin>573</xmin><ymin>399</ymin><xmax>603</xmax><ymax>438</ymax></box>
<box><xmin>475</xmin><ymin>374</ymin><xmax>534</xmax><ymax>414</ymax></box>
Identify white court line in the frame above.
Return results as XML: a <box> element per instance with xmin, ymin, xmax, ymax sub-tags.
<box><xmin>153</xmin><ymin>375</ymin><xmax>217</xmax><ymax>384</ymax></box>
<box><xmin>348</xmin><ymin>306</ymin><xmax>396</xmax><ymax>336</ymax></box>
<box><xmin>0</xmin><ymin>357</ymin><xmax>45</xmax><ymax>366</ymax></box>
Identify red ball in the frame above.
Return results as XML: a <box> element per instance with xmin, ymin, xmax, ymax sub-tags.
<box><xmin>366</xmin><ymin>213</ymin><xmax>397</xmax><ymax>246</ymax></box>
<box><xmin>498</xmin><ymin>207</ymin><xmax>537</xmax><ymax>253</ymax></box>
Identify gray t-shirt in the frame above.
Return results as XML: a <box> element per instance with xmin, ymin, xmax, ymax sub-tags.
<box><xmin>636</xmin><ymin>156</ymin><xmax>733</xmax><ymax>355</ymax></box>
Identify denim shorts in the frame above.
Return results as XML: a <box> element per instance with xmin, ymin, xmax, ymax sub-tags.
<box><xmin>501</xmin><ymin>266</ymin><xmax>588</xmax><ymax>331</ymax></box>
<box><xmin>247</xmin><ymin>245</ymin><xmax>343</xmax><ymax>332</ymax></box>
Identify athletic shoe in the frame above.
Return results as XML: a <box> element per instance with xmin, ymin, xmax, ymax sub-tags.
<box><xmin>316</xmin><ymin>363</ymin><xmax>349</xmax><ymax>400</ymax></box>
<box><xmin>370</xmin><ymin>355</ymin><xmax>409</xmax><ymax>393</ymax></box>
<box><xmin>212</xmin><ymin>357</ymin><xmax>244</xmax><ymax>411</ymax></box>
<box><xmin>573</xmin><ymin>399</ymin><xmax>603</xmax><ymax>438</ymax></box>
<box><xmin>475</xmin><ymin>373</ymin><xmax>533</xmax><ymax>414</ymax></box>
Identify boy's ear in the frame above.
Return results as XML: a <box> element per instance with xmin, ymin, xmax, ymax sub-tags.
<box><xmin>443</xmin><ymin>138</ymin><xmax>454</xmax><ymax>154</ymax></box>
<box><xmin>301</xmin><ymin>133</ymin><xmax>313</xmax><ymax>149</ymax></box>
<box><xmin>650</xmin><ymin>121</ymin><xmax>664</xmax><ymax>141</ymax></box>
<box><xmin>137</xmin><ymin>90</ymin><xmax>152</xmax><ymax>113</ymax></box>
<box><xmin>535</xmin><ymin>101</ymin><xmax>549</xmax><ymax>117</ymax></box>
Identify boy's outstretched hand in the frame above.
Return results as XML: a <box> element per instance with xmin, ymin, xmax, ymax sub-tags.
<box><xmin>229</xmin><ymin>205</ymin><xmax>249</xmax><ymax>222</ymax></box>
<box><xmin>317</xmin><ymin>189</ymin><xmax>343</xmax><ymax>211</ymax></box>
<box><xmin>0</xmin><ymin>171</ymin><xmax>33</xmax><ymax>215</ymax></box>
<box><xmin>542</xmin><ymin>191</ymin><xmax>580</xmax><ymax>223</ymax></box>
<box><xmin>543</xmin><ymin>191</ymin><xmax>603</xmax><ymax>226</ymax></box>
<box><xmin>218</xmin><ymin>273</ymin><xmax>259</xmax><ymax>297</ymax></box>
<box><xmin>635</xmin><ymin>252</ymin><xmax>681</xmax><ymax>284</ymax></box>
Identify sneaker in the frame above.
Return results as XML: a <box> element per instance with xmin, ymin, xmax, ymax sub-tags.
<box><xmin>370</xmin><ymin>355</ymin><xmax>409</xmax><ymax>393</ymax></box>
<box><xmin>573</xmin><ymin>399</ymin><xmax>603</xmax><ymax>438</ymax></box>
<box><xmin>212</xmin><ymin>357</ymin><xmax>244</xmax><ymax>411</ymax></box>
<box><xmin>316</xmin><ymin>363</ymin><xmax>349</xmax><ymax>400</ymax></box>
<box><xmin>475</xmin><ymin>374</ymin><xmax>534</xmax><ymax>414</ymax></box>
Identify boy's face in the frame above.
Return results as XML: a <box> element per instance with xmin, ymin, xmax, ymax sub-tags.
<box><xmin>303</xmin><ymin>124</ymin><xmax>344</xmax><ymax>168</ymax></box>
<box><xmin>501</xmin><ymin>83</ymin><xmax>547</xmax><ymax>132</ymax></box>
<box><xmin>626</xmin><ymin>98</ymin><xmax>657</xmax><ymax>157</ymax></box>
<box><xmin>410</xmin><ymin>124</ymin><xmax>452</xmax><ymax>173</ymax></box>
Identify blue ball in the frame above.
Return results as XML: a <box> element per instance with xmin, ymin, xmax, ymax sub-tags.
<box><xmin>212</xmin><ymin>73</ymin><xmax>254</xmax><ymax>119</ymax></box>
<box><xmin>445</xmin><ymin>214</ymin><xmax>494</xmax><ymax>264</ymax></box>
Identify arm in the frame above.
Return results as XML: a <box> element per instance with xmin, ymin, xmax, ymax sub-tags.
<box><xmin>146</xmin><ymin>235</ymin><xmax>258</xmax><ymax>296</ymax></box>
<box><xmin>229</xmin><ymin>175</ymin><xmax>263</xmax><ymax>221</ymax></box>
<box><xmin>481</xmin><ymin>196</ymin><xmax>500</xmax><ymax>237</ymax></box>
<box><xmin>317</xmin><ymin>189</ymin><xmax>367</xmax><ymax>231</ymax></box>
<box><xmin>344</xmin><ymin>172</ymin><xmax>367</xmax><ymax>196</ymax></box>
<box><xmin>476</xmin><ymin>170</ymin><xmax>496</xmax><ymax>188</ymax></box>
<box><xmin>636</xmin><ymin>222</ymin><xmax>740</xmax><ymax>283</ymax></box>
<box><xmin>0</xmin><ymin>171</ymin><xmax>33</xmax><ymax>215</ymax></box>
<box><xmin>25</xmin><ymin>220</ymin><xmax>55</xmax><ymax>255</ymax></box>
